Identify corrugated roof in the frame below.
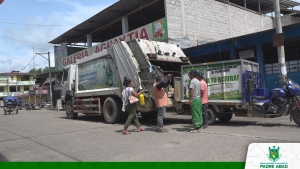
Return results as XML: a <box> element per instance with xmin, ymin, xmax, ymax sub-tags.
<box><xmin>49</xmin><ymin>0</ymin><xmax>165</xmax><ymax>44</ymax></box>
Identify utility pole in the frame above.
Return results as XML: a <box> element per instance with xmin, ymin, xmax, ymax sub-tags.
<box><xmin>48</xmin><ymin>52</ymin><xmax>52</xmax><ymax>110</ymax></box>
<box><xmin>36</xmin><ymin>52</ymin><xmax>53</xmax><ymax>110</ymax></box>
<box><xmin>274</xmin><ymin>0</ymin><xmax>288</xmax><ymax>83</ymax></box>
<box><xmin>7</xmin><ymin>76</ymin><xmax>9</xmax><ymax>96</ymax></box>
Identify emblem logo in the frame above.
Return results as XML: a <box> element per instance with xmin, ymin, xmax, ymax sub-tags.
<box><xmin>267</xmin><ymin>146</ymin><xmax>281</xmax><ymax>162</ymax></box>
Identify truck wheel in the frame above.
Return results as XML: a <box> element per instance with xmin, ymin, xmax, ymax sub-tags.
<box><xmin>207</xmin><ymin>108</ymin><xmax>216</xmax><ymax>125</ymax></box>
<box><xmin>66</xmin><ymin>100</ymin><xmax>78</xmax><ymax>119</ymax></box>
<box><xmin>175</xmin><ymin>105</ymin><xmax>187</xmax><ymax>114</ymax></box>
<box><xmin>103</xmin><ymin>97</ymin><xmax>122</xmax><ymax>124</ymax></box>
<box><xmin>292</xmin><ymin>108</ymin><xmax>300</xmax><ymax>126</ymax></box>
<box><xmin>217</xmin><ymin>113</ymin><xmax>233</xmax><ymax>123</ymax></box>
<box><xmin>141</xmin><ymin>111</ymin><xmax>157</xmax><ymax>120</ymax></box>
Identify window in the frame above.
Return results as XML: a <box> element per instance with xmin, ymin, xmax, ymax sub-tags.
<box><xmin>9</xmin><ymin>86</ymin><xmax>20</xmax><ymax>92</ymax></box>
<box><xmin>21</xmin><ymin>75</ymin><xmax>30</xmax><ymax>81</ymax></box>
<box><xmin>24</xmin><ymin>86</ymin><xmax>30</xmax><ymax>91</ymax></box>
<box><xmin>263</xmin><ymin>38</ymin><xmax>300</xmax><ymax>75</ymax></box>
<box><xmin>0</xmin><ymin>87</ymin><xmax>4</xmax><ymax>92</ymax></box>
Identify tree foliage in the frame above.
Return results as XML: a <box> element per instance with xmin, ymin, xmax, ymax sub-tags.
<box><xmin>29</xmin><ymin>67</ymin><xmax>55</xmax><ymax>76</ymax></box>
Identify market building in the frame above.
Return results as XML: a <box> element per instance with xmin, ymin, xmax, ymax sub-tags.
<box><xmin>50</xmin><ymin>0</ymin><xmax>300</xmax><ymax>99</ymax></box>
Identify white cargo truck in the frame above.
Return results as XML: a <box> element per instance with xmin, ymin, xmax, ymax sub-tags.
<box><xmin>60</xmin><ymin>39</ymin><xmax>190</xmax><ymax>123</ymax></box>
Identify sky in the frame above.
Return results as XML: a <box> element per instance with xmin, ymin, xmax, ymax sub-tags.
<box><xmin>1</xmin><ymin>0</ymin><xmax>300</xmax><ymax>73</ymax></box>
<box><xmin>0</xmin><ymin>0</ymin><xmax>118</xmax><ymax>73</ymax></box>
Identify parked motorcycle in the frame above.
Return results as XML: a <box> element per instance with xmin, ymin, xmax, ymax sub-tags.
<box><xmin>250</xmin><ymin>76</ymin><xmax>300</xmax><ymax>125</ymax></box>
<box><xmin>25</xmin><ymin>103</ymin><xmax>31</xmax><ymax>111</ymax></box>
<box><xmin>31</xmin><ymin>103</ymin><xmax>36</xmax><ymax>110</ymax></box>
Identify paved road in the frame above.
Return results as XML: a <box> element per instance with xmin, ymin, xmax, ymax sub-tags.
<box><xmin>0</xmin><ymin>109</ymin><xmax>299</xmax><ymax>162</ymax></box>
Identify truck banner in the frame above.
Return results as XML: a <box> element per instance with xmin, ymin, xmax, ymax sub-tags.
<box><xmin>56</xmin><ymin>17</ymin><xmax>168</xmax><ymax>71</ymax></box>
<box><xmin>78</xmin><ymin>58</ymin><xmax>119</xmax><ymax>91</ymax></box>
<box><xmin>181</xmin><ymin>62</ymin><xmax>242</xmax><ymax>101</ymax></box>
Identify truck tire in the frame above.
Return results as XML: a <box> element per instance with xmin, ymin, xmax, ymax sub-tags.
<box><xmin>66</xmin><ymin>100</ymin><xmax>78</xmax><ymax>119</ymax></box>
<box><xmin>207</xmin><ymin>108</ymin><xmax>216</xmax><ymax>125</ymax></box>
<box><xmin>141</xmin><ymin>111</ymin><xmax>157</xmax><ymax>120</ymax></box>
<box><xmin>175</xmin><ymin>104</ymin><xmax>188</xmax><ymax>114</ymax></box>
<box><xmin>217</xmin><ymin>113</ymin><xmax>233</xmax><ymax>123</ymax></box>
<box><xmin>292</xmin><ymin>108</ymin><xmax>300</xmax><ymax>126</ymax></box>
<box><xmin>103</xmin><ymin>97</ymin><xmax>122</xmax><ymax>124</ymax></box>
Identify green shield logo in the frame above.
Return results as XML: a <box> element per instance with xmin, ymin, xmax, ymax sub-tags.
<box><xmin>268</xmin><ymin>146</ymin><xmax>281</xmax><ymax>162</ymax></box>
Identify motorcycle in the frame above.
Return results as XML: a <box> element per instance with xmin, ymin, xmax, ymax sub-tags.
<box><xmin>25</xmin><ymin>103</ymin><xmax>31</xmax><ymax>111</ymax></box>
<box><xmin>31</xmin><ymin>103</ymin><xmax>36</xmax><ymax>110</ymax></box>
<box><xmin>250</xmin><ymin>76</ymin><xmax>300</xmax><ymax>125</ymax></box>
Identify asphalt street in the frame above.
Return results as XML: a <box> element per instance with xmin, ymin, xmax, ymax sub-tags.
<box><xmin>0</xmin><ymin>108</ymin><xmax>299</xmax><ymax>162</ymax></box>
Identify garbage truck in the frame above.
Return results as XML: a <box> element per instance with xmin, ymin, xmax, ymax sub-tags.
<box><xmin>60</xmin><ymin>39</ymin><xmax>190</xmax><ymax>123</ymax></box>
<box><xmin>175</xmin><ymin>59</ymin><xmax>300</xmax><ymax>126</ymax></box>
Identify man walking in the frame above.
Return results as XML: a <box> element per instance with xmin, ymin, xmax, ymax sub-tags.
<box><xmin>197</xmin><ymin>72</ymin><xmax>208</xmax><ymax>129</ymax></box>
<box><xmin>153</xmin><ymin>74</ymin><xmax>173</xmax><ymax>132</ymax></box>
<box><xmin>188</xmin><ymin>70</ymin><xmax>202</xmax><ymax>133</ymax></box>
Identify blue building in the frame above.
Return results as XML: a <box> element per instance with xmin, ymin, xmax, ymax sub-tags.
<box><xmin>183</xmin><ymin>22</ymin><xmax>300</xmax><ymax>92</ymax></box>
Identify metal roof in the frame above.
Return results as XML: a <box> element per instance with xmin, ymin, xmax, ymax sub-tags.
<box><xmin>216</xmin><ymin>0</ymin><xmax>300</xmax><ymax>14</ymax></box>
<box><xmin>49</xmin><ymin>0</ymin><xmax>165</xmax><ymax>44</ymax></box>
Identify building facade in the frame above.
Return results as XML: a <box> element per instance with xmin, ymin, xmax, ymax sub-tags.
<box><xmin>0</xmin><ymin>71</ymin><xmax>35</xmax><ymax>99</ymax></box>
<box><xmin>184</xmin><ymin>22</ymin><xmax>300</xmax><ymax>92</ymax></box>
<box><xmin>49</xmin><ymin>0</ymin><xmax>300</xmax><ymax>96</ymax></box>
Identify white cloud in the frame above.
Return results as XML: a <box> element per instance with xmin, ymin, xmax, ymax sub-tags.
<box><xmin>0</xmin><ymin>0</ymin><xmax>110</xmax><ymax>73</ymax></box>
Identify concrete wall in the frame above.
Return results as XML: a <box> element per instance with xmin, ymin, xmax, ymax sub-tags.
<box><xmin>275</xmin><ymin>15</ymin><xmax>300</xmax><ymax>27</ymax></box>
<box><xmin>165</xmin><ymin>0</ymin><xmax>273</xmax><ymax>46</ymax></box>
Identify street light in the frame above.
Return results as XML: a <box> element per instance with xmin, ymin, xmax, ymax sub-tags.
<box><xmin>36</xmin><ymin>52</ymin><xmax>53</xmax><ymax>110</ymax></box>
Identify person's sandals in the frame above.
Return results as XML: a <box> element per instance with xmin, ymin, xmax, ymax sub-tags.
<box><xmin>122</xmin><ymin>130</ymin><xmax>131</xmax><ymax>135</ymax></box>
<box><xmin>137</xmin><ymin>128</ymin><xmax>144</xmax><ymax>132</ymax></box>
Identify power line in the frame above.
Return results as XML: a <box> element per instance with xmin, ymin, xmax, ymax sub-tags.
<box><xmin>0</xmin><ymin>35</ymin><xmax>53</xmax><ymax>47</ymax></box>
<box><xmin>0</xmin><ymin>51</ymin><xmax>27</xmax><ymax>62</ymax></box>
<box><xmin>0</xmin><ymin>21</ymin><xmax>75</xmax><ymax>27</ymax></box>
<box><xmin>20</xmin><ymin>55</ymin><xmax>37</xmax><ymax>72</ymax></box>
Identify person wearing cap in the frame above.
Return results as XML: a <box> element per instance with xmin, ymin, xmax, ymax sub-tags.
<box><xmin>197</xmin><ymin>72</ymin><xmax>208</xmax><ymax>129</ymax></box>
<box><xmin>188</xmin><ymin>70</ymin><xmax>202</xmax><ymax>133</ymax></box>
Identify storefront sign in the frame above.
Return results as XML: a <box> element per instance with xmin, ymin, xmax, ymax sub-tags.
<box><xmin>56</xmin><ymin>17</ymin><xmax>168</xmax><ymax>71</ymax></box>
<box><xmin>54</xmin><ymin>44</ymin><xmax>68</xmax><ymax>71</ymax></box>
<box><xmin>239</xmin><ymin>50</ymin><xmax>254</xmax><ymax>59</ymax></box>
<box><xmin>29</xmin><ymin>90</ymin><xmax>36</xmax><ymax>96</ymax></box>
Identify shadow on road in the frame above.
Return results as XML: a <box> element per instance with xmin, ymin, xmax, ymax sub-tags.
<box><xmin>0</xmin><ymin>153</ymin><xmax>8</xmax><ymax>162</ymax></box>
<box><xmin>213</xmin><ymin>120</ymin><xmax>298</xmax><ymax>128</ymax></box>
<box><xmin>58</xmin><ymin>113</ymin><xmax>299</xmax><ymax>129</ymax></box>
<box><xmin>2</xmin><ymin>113</ymin><xmax>18</xmax><ymax>116</ymax></box>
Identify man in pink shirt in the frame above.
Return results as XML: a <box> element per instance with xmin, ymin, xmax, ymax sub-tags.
<box><xmin>197</xmin><ymin>72</ymin><xmax>208</xmax><ymax>129</ymax></box>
